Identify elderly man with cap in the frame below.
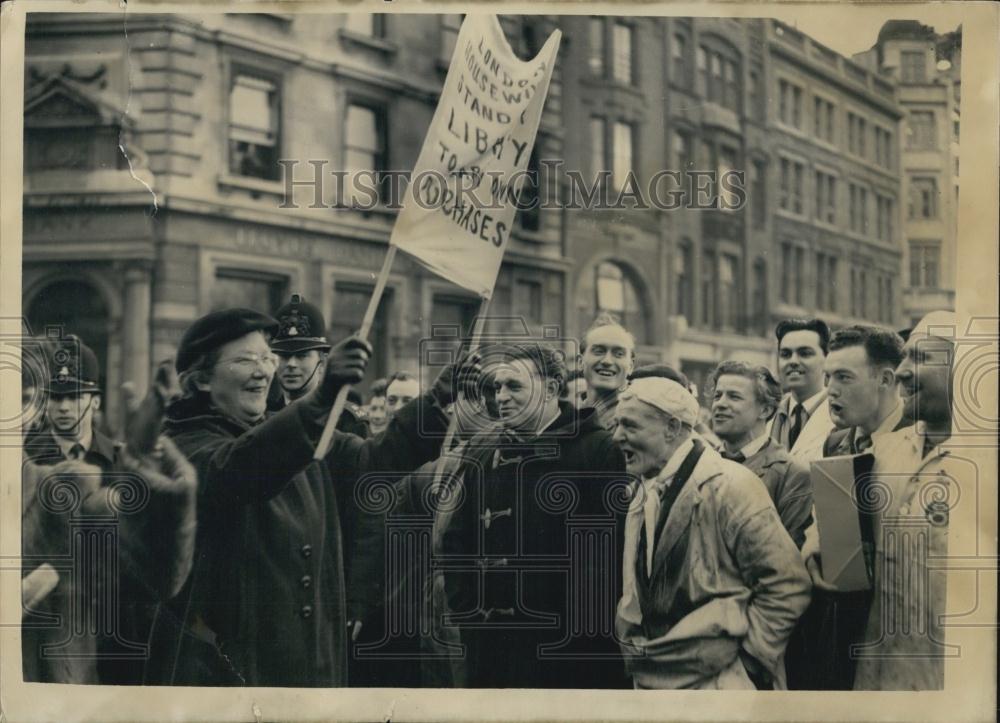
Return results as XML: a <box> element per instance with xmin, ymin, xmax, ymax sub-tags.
<box><xmin>145</xmin><ymin>307</ymin><xmax>475</xmax><ymax>687</ymax></box>
<box><xmin>613</xmin><ymin>376</ymin><xmax>811</xmax><ymax>690</ymax></box>
<box><xmin>803</xmin><ymin>312</ymin><xmax>965</xmax><ymax>691</ymax></box>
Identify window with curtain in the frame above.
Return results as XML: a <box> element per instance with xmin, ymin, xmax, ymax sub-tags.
<box><xmin>612</xmin><ymin>121</ymin><xmax>635</xmax><ymax>191</ymax></box>
<box><xmin>588</xmin><ymin>18</ymin><xmax>605</xmax><ymax>77</ymax></box>
<box><xmin>228</xmin><ymin>73</ymin><xmax>280</xmax><ymax>180</ymax></box>
<box><xmin>612</xmin><ymin>22</ymin><xmax>634</xmax><ymax>85</ymax></box>
<box><xmin>345</xmin><ymin>103</ymin><xmax>388</xmax><ymax>204</ymax></box>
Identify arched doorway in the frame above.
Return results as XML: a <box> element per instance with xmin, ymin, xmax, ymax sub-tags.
<box><xmin>575</xmin><ymin>259</ymin><xmax>652</xmax><ymax>344</ymax></box>
<box><xmin>26</xmin><ymin>278</ymin><xmax>110</xmax><ymax>391</ymax></box>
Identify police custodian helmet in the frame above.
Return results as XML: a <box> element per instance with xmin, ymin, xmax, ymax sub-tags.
<box><xmin>271</xmin><ymin>294</ymin><xmax>332</xmax><ymax>355</ymax></box>
<box><xmin>48</xmin><ymin>335</ymin><xmax>101</xmax><ymax>395</ymax></box>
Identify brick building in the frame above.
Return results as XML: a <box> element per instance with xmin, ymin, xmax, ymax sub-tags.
<box><xmin>22</xmin><ymin>13</ymin><xmax>907</xmax><ymax>427</ymax></box>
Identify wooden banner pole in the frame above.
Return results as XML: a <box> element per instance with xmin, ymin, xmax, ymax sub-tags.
<box><xmin>431</xmin><ymin>295</ymin><xmax>492</xmax><ymax>486</ymax></box>
<box><xmin>313</xmin><ymin>245</ymin><xmax>397</xmax><ymax>461</ymax></box>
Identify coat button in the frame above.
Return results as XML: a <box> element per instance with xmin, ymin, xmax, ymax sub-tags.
<box><xmin>300</xmin><ymin>544</ymin><xmax>313</xmax><ymax>558</ymax></box>
<box><xmin>300</xmin><ymin>575</ymin><xmax>312</xmax><ymax>589</ymax></box>
<box><xmin>300</xmin><ymin>605</ymin><xmax>313</xmax><ymax>618</ymax></box>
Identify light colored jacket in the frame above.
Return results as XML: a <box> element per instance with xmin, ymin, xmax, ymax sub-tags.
<box><xmin>768</xmin><ymin>391</ymin><xmax>835</xmax><ymax>465</ymax></box>
<box><xmin>853</xmin><ymin>424</ymin><xmax>970</xmax><ymax>691</ymax></box>
<box><xmin>617</xmin><ymin>442</ymin><xmax>812</xmax><ymax>689</ymax></box>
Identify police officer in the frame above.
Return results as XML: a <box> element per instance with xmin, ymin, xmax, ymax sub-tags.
<box><xmin>24</xmin><ymin>336</ymin><xmax>121</xmax><ymax>470</ymax></box>
<box><xmin>270</xmin><ymin>294</ymin><xmax>368</xmax><ymax>437</ymax></box>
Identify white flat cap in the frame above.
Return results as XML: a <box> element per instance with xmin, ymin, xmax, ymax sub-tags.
<box><xmin>621</xmin><ymin>377</ymin><xmax>700</xmax><ymax>427</ymax></box>
<box><xmin>911</xmin><ymin>310</ymin><xmax>958</xmax><ymax>340</ymax></box>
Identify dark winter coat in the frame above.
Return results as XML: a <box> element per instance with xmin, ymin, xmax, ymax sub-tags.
<box><xmin>441</xmin><ymin>402</ymin><xmax>631</xmax><ymax>689</ymax></box>
<box><xmin>21</xmin><ymin>455</ymin><xmax>196</xmax><ymax>684</ymax></box>
<box><xmin>147</xmin><ymin>391</ymin><xmax>447</xmax><ymax>687</ymax></box>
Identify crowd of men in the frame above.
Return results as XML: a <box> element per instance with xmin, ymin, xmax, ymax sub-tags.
<box><xmin>20</xmin><ymin>293</ymin><xmax>959</xmax><ymax>692</ymax></box>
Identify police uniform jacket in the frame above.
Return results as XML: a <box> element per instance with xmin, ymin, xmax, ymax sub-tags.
<box><xmin>150</xmin><ymin>390</ymin><xmax>448</xmax><ymax>687</ymax></box>
<box><xmin>441</xmin><ymin>402</ymin><xmax>630</xmax><ymax>689</ymax></box>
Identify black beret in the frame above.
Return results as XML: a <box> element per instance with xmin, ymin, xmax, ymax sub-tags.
<box><xmin>176</xmin><ymin>308</ymin><xmax>279</xmax><ymax>373</ymax></box>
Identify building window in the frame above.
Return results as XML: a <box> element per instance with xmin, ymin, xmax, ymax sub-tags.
<box><xmin>813</xmin><ymin>96</ymin><xmax>835</xmax><ymax>143</ymax></box>
<box><xmin>518</xmin><ymin>147</ymin><xmax>542</xmax><ymax>232</ymax></box>
<box><xmin>815</xmin><ymin>170</ymin><xmax>836</xmax><ymax>224</ymax></box>
<box><xmin>910</xmin><ymin>241</ymin><xmax>940</xmax><ymax>288</ymax></box>
<box><xmin>750</xmin><ymin>159</ymin><xmax>767</xmax><ymax>229</ymax></box>
<box><xmin>874</xmin><ymin>127</ymin><xmax>893</xmax><ymax>168</ymax></box>
<box><xmin>794</xmin><ymin>246</ymin><xmax>805</xmax><ymax>306</ymax></box>
<box><xmin>696</xmin><ymin>46</ymin><xmax>708</xmax><ymax>97</ymax></box>
<box><xmin>849</xmin><ymin>183</ymin><xmax>869</xmax><ymax>234</ymax></box>
<box><xmin>718</xmin><ymin>254</ymin><xmax>740</xmax><ymax>331</ymax></box>
<box><xmin>345</xmin><ymin>103</ymin><xmax>388</xmax><ymax>204</ymax></box>
<box><xmin>827</xmin><ymin>256</ymin><xmax>837</xmax><ymax>312</ymax></box>
<box><xmin>586</xmin><ymin>261</ymin><xmax>646</xmax><ymax>340</ymax></box>
<box><xmin>779</xmin><ymin>158</ymin><xmax>804</xmax><ymax>215</ymax></box>
<box><xmin>612</xmin><ymin>22</ymin><xmax>634</xmax><ymax>85</ymax></box>
<box><xmin>752</xmin><ymin>259</ymin><xmax>767</xmax><ymax>335</ymax></box>
<box><xmin>723</xmin><ymin>60</ymin><xmax>739</xmax><ymax>112</ymax></box>
<box><xmin>717</xmin><ymin>146</ymin><xmax>739</xmax><ymax>209</ymax></box>
<box><xmin>907</xmin><ymin>110</ymin><xmax>937</xmax><ymax>150</ymax></box>
<box><xmin>588</xmin><ymin>18</ymin><xmax>605</xmax><ymax>77</ymax></box>
<box><xmin>858</xmin><ymin>270</ymin><xmax>868</xmax><ymax>318</ymax></box>
<box><xmin>701</xmin><ymin>250</ymin><xmax>716</xmax><ymax>328</ymax></box>
<box><xmin>778</xmin><ymin>79</ymin><xmax>802</xmax><ymax>128</ymax></box>
<box><xmin>344</xmin><ymin>13</ymin><xmax>386</xmax><ymax>38</ymax></box>
<box><xmin>612</xmin><ymin>121</ymin><xmax>634</xmax><ymax>191</ymax></box>
<box><xmin>709</xmin><ymin>53</ymin><xmax>723</xmax><ymax>103</ymax></box>
<box><xmin>749</xmin><ymin>63</ymin><xmax>764</xmax><ymax>121</ymax></box>
<box><xmin>211</xmin><ymin>268</ymin><xmax>288</xmax><ymax>315</ymax></box>
<box><xmin>672</xmin><ymin>129</ymin><xmax>693</xmax><ymax>173</ymax></box>
<box><xmin>885</xmin><ymin>277</ymin><xmax>893</xmax><ymax>323</ymax></box>
<box><xmin>900</xmin><ymin>50</ymin><xmax>927</xmax><ymax>83</ymax></box>
<box><xmin>671</xmin><ymin>33</ymin><xmax>689</xmax><ymax>88</ymax></box>
<box><xmin>440</xmin><ymin>14</ymin><xmax>463</xmax><ymax>63</ymax></box>
<box><xmin>228</xmin><ymin>72</ymin><xmax>280</xmax><ymax>181</ymax></box>
<box><xmin>847</xmin><ymin>112</ymin><xmax>868</xmax><ymax>158</ymax></box>
<box><xmin>590</xmin><ymin>116</ymin><xmax>607</xmax><ymax>177</ymax></box>
<box><xmin>676</xmin><ymin>240</ymin><xmax>694</xmax><ymax>319</ymax></box>
<box><xmin>876</xmin><ymin>193</ymin><xmax>895</xmax><ymax>242</ymax></box>
<box><xmin>779</xmin><ymin>242</ymin><xmax>792</xmax><ymax>304</ymax></box>
<box><xmin>331</xmin><ymin>282</ymin><xmax>393</xmax><ymax>384</ymax></box>
<box><xmin>909</xmin><ymin>176</ymin><xmax>939</xmax><ymax>219</ymax></box>
<box><xmin>514</xmin><ymin>279</ymin><xmax>543</xmax><ymax>328</ymax></box>
<box><xmin>816</xmin><ymin>252</ymin><xmax>827</xmax><ymax>311</ymax></box>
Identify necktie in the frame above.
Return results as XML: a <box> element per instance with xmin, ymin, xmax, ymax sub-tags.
<box><xmin>788</xmin><ymin>403</ymin><xmax>805</xmax><ymax>450</ymax></box>
<box><xmin>854</xmin><ymin>433</ymin><xmax>873</xmax><ymax>454</ymax></box>
<box><xmin>721</xmin><ymin>450</ymin><xmax>746</xmax><ymax>463</ymax></box>
<box><xmin>68</xmin><ymin>443</ymin><xmax>86</xmax><ymax>461</ymax></box>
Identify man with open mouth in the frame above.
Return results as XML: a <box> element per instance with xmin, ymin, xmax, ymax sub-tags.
<box><xmin>613</xmin><ymin>376</ymin><xmax>810</xmax><ymax>690</ymax></box>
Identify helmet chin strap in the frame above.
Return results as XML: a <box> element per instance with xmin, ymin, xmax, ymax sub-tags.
<box><xmin>285</xmin><ymin>357</ymin><xmax>324</xmax><ymax>400</ymax></box>
<box><xmin>52</xmin><ymin>396</ymin><xmax>95</xmax><ymax>440</ymax></box>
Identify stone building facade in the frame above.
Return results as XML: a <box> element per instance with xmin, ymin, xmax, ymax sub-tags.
<box><xmin>22</xmin><ymin>13</ymin><xmax>907</xmax><ymax>428</ymax></box>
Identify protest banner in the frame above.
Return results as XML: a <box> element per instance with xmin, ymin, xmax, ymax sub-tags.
<box><xmin>314</xmin><ymin>15</ymin><xmax>562</xmax><ymax>460</ymax></box>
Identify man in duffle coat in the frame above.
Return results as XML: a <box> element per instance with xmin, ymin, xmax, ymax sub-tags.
<box><xmin>441</xmin><ymin>342</ymin><xmax>631</xmax><ymax>689</ymax></box>
<box><xmin>145</xmin><ymin>308</ymin><xmax>473</xmax><ymax>687</ymax></box>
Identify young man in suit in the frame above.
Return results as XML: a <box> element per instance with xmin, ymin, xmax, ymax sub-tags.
<box><xmin>769</xmin><ymin>318</ymin><xmax>835</xmax><ymax>463</ymax></box>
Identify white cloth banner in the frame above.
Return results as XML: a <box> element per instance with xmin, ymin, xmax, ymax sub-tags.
<box><xmin>389</xmin><ymin>15</ymin><xmax>561</xmax><ymax>298</ymax></box>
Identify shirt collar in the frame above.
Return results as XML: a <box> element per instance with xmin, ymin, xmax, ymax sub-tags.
<box><xmin>739</xmin><ymin>432</ymin><xmax>771</xmax><ymax>459</ymax></box>
<box><xmin>645</xmin><ymin>437</ymin><xmax>695</xmax><ymax>489</ymax></box>
<box><xmin>53</xmin><ymin>429</ymin><xmax>92</xmax><ymax>459</ymax></box>
<box><xmin>795</xmin><ymin>388</ymin><xmax>827</xmax><ymax>416</ymax></box>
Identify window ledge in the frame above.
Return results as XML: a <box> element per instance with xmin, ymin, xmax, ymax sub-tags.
<box><xmin>218</xmin><ymin>173</ymin><xmax>286</xmax><ymax>198</ymax></box>
<box><xmin>339</xmin><ymin>29</ymin><xmax>399</xmax><ymax>57</ymax></box>
<box><xmin>774</xmin><ymin>208</ymin><xmax>808</xmax><ymax>222</ymax></box>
